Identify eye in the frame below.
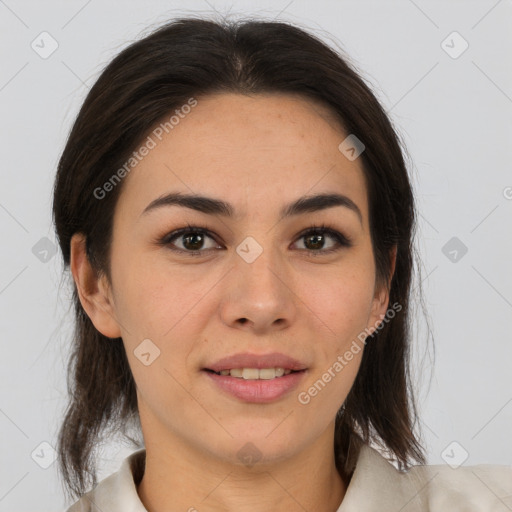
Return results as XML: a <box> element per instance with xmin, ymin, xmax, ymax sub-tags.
<box><xmin>159</xmin><ymin>223</ymin><xmax>221</xmax><ymax>255</ymax></box>
<box><xmin>292</xmin><ymin>223</ymin><xmax>353</xmax><ymax>256</ymax></box>
<box><xmin>157</xmin><ymin>222</ymin><xmax>352</xmax><ymax>256</ymax></box>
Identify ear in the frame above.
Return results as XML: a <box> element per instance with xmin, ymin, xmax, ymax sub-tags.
<box><xmin>366</xmin><ymin>245</ymin><xmax>397</xmax><ymax>336</ymax></box>
<box><xmin>70</xmin><ymin>233</ymin><xmax>122</xmax><ymax>339</ymax></box>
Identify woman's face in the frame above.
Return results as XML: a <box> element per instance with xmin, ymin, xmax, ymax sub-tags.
<box><xmin>84</xmin><ymin>92</ymin><xmax>393</xmax><ymax>466</ymax></box>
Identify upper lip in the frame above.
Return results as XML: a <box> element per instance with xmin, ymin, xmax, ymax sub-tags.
<box><xmin>204</xmin><ymin>352</ymin><xmax>308</xmax><ymax>372</ymax></box>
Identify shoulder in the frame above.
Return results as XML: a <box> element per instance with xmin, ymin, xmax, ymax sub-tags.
<box><xmin>407</xmin><ymin>459</ymin><xmax>512</xmax><ymax>510</ymax></box>
<box><xmin>341</xmin><ymin>444</ymin><xmax>512</xmax><ymax>511</ymax></box>
<box><xmin>64</xmin><ymin>448</ymin><xmax>147</xmax><ymax>512</ymax></box>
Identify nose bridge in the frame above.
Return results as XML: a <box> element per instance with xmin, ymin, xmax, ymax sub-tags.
<box><xmin>234</xmin><ymin>232</ymin><xmax>286</xmax><ymax>294</ymax></box>
<box><xmin>220</xmin><ymin>231</ymin><xmax>297</xmax><ymax>331</ymax></box>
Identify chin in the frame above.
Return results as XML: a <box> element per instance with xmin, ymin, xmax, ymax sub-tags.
<box><xmin>212</xmin><ymin>427</ymin><xmax>305</xmax><ymax>465</ymax></box>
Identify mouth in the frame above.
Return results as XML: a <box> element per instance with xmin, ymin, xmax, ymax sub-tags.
<box><xmin>204</xmin><ymin>351</ymin><xmax>308</xmax><ymax>374</ymax></box>
<box><xmin>202</xmin><ymin>352</ymin><xmax>308</xmax><ymax>403</ymax></box>
<box><xmin>203</xmin><ymin>367</ymin><xmax>304</xmax><ymax>379</ymax></box>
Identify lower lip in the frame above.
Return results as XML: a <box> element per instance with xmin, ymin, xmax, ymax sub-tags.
<box><xmin>203</xmin><ymin>370</ymin><xmax>307</xmax><ymax>403</ymax></box>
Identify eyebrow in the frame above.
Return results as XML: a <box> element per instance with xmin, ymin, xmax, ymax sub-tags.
<box><xmin>140</xmin><ymin>191</ymin><xmax>363</xmax><ymax>225</ymax></box>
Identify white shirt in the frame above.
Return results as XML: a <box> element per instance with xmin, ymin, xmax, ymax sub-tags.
<box><xmin>65</xmin><ymin>444</ymin><xmax>512</xmax><ymax>511</ymax></box>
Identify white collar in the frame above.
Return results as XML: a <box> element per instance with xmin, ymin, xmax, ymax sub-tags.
<box><xmin>67</xmin><ymin>443</ymin><xmax>512</xmax><ymax>511</ymax></box>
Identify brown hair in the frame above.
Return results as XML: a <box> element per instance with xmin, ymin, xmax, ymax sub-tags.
<box><xmin>52</xmin><ymin>15</ymin><xmax>432</xmax><ymax>502</ymax></box>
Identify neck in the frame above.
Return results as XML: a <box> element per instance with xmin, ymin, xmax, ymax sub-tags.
<box><xmin>136</xmin><ymin>424</ymin><xmax>347</xmax><ymax>512</ymax></box>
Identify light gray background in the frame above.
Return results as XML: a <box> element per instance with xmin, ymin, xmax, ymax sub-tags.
<box><xmin>1</xmin><ymin>1</ymin><xmax>511</xmax><ymax>510</ymax></box>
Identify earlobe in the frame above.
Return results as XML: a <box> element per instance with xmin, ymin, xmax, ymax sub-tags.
<box><xmin>70</xmin><ymin>233</ymin><xmax>122</xmax><ymax>339</ymax></box>
<box><xmin>366</xmin><ymin>245</ymin><xmax>398</xmax><ymax>337</ymax></box>
<box><xmin>368</xmin><ymin>286</ymin><xmax>390</xmax><ymax>336</ymax></box>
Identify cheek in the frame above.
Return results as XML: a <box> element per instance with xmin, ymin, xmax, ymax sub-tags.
<box><xmin>115</xmin><ymin>264</ymin><xmax>207</xmax><ymax>402</ymax></box>
<box><xmin>298</xmin><ymin>266</ymin><xmax>375</xmax><ymax>348</ymax></box>
<box><xmin>112</xmin><ymin>251</ymin><xmax>211</xmax><ymax>338</ymax></box>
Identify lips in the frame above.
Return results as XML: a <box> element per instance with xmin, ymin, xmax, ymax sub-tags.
<box><xmin>202</xmin><ymin>352</ymin><xmax>309</xmax><ymax>403</ymax></box>
<box><xmin>203</xmin><ymin>352</ymin><xmax>308</xmax><ymax>373</ymax></box>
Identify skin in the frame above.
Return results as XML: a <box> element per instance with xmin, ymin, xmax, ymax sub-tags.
<box><xmin>71</xmin><ymin>92</ymin><xmax>396</xmax><ymax>512</ymax></box>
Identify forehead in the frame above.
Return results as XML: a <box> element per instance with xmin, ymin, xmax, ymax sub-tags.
<box><xmin>115</xmin><ymin>92</ymin><xmax>368</xmax><ymax>224</ymax></box>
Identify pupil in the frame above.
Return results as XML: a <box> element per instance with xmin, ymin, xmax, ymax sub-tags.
<box><xmin>306</xmin><ymin>234</ymin><xmax>323</xmax><ymax>250</ymax></box>
<box><xmin>184</xmin><ymin>233</ymin><xmax>203</xmax><ymax>250</ymax></box>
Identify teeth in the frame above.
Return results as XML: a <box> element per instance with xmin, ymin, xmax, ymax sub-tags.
<box><xmin>242</xmin><ymin>368</ymin><xmax>260</xmax><ymax>379</ymax></box>
<box><xmin>216</xmin><ymin>368</ymin><xmax>293</xmax><ymax>379</ymax></box>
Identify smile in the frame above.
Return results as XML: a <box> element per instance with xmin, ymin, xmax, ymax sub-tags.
<box><xmin>206</xmin><ymin>367</ymin><xmax>296</xmax><ymax>379</ymax></box>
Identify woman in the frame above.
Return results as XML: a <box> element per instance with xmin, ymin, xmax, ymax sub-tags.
<box><xmin>53</xmin><ymin>16</ymin><xmax>512</xmax><ymax>512</ymax></box>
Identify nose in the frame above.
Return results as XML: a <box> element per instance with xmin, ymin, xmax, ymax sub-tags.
<box><xmin>219</xmin><ymin>239</ymin><xmax>298</xmax><ymax>335</ymax></box>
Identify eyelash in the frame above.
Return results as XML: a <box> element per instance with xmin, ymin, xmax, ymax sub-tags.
<box><xmin>157</xmin><ymin>222</ymin><xmax>353</xmax><ymax>257</ymax></box>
